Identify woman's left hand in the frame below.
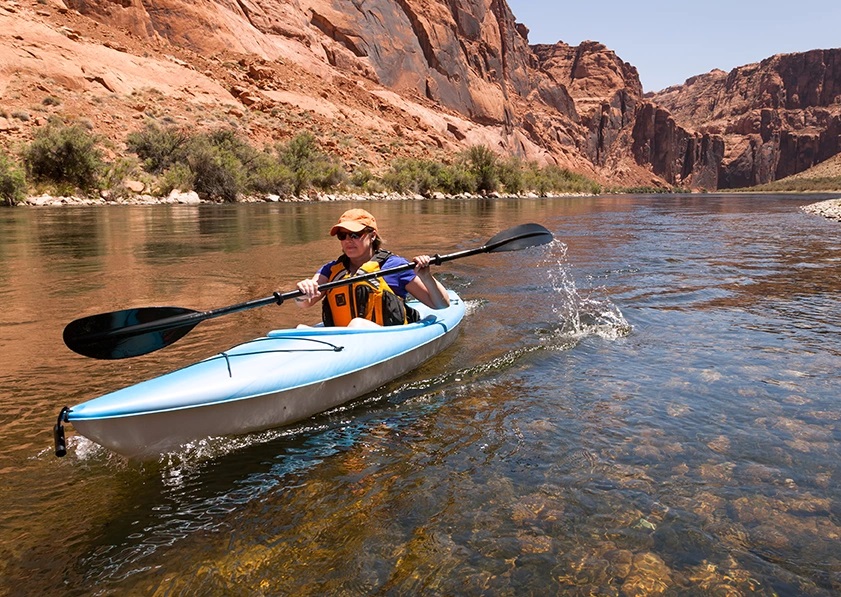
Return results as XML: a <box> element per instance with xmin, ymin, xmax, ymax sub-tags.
<box><xmin>413</xmin><ymin>255</ymin><xmax>433</xmax><ymax>273</ymax></box>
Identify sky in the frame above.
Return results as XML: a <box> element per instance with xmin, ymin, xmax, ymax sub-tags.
<box><xmin>505</xmin><ymin>0</ymin><xmax>841</xmax><ymax>92</ymax></box>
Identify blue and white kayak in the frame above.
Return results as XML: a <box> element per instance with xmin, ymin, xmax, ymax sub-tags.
<box><xmin>63</xmin><ymin>291</ymin><xmax>465</xmax><ymax>459</ymax></box>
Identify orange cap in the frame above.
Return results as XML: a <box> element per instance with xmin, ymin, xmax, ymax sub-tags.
<box><xmin>329</xmin><ymin>208</ymin><xmax>378</xmax><ymax>235</ymax></box>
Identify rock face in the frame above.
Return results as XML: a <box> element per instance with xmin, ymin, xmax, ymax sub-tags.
<box><xmin>60</xmin><ymin>0</ymin><xmax>530</xmax><ymax>123</ymax></box>
<box><xmin>530</xmin><ymin>41</ymin><xmax>726</xmax><ymax>189</ymax></box>
<box><xmin>651</xmin><ymin>49</ymin><xmax>841</xmax><ymax>188</ymax></box>
<box><xmin>63</xmin><ymin>0</ymin><xmax>536</xmax><ymax>124</ymax></box>
<box><xmin>2</xmin><ymin>0</ymin><xmax>840</xmax><ymax>190</ymax></box>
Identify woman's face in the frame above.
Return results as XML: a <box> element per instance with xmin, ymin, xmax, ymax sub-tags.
<box><xmin>338</xmin><ymin>228</ymin><xmax>375</xmax><ymax>261</ymax></box>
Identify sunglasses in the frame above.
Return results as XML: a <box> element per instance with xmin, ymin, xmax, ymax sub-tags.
<box><xmin>336</xmin><ymin>229</ymin><xmax>371</xmax><ymax>241</ymax></box>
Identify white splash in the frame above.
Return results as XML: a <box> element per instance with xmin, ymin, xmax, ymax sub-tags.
<box><xmin>545</xmin><ymin>241</ymin><xmax>632</xmax><ymax>341</ymax></box>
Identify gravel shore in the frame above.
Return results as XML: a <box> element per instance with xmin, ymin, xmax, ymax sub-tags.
<box><xmin>17</xmin><ymin>193</ymin><xmax>841</xmax><ymax>218</ymax></box>
<box><xmin>801</xmin><ymin>198</ymin><xmax>841</xmax><ymax>222</ymax></box>
<box><xmin>16</xmin><ymin>189</ymin><xmax>578</xmax><ymax>207</ymax></box>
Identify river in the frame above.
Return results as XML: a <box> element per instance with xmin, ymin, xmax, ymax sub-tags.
<box><xmin>1</xmin><ymin>194</ymin><xmax>840</xmax><ymax>595</ymax></box>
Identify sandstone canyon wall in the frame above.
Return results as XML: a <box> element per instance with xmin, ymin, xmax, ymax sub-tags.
<box><xmin>3</xmin><ymin>0</ymin><xmax>840</xmax><ymax>190</ymax></box>
<box><xmin>36</xmin><ymin>0</ymin><xmax>597</xmax><ymax>175</ymax></box>
<box><xmin>531</xmin><ymin>41</ymin><xmax>723</xmax><ymax>189</ymax></box>
<box><xmin>651</xmin><ymin>49</ymin><xmax>841</xmax><ymax>188</ymax></box>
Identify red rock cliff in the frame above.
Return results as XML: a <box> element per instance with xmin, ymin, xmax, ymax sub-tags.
<box><xmin>651</xmin><ymin>49</ymin><xmax>841</xmax><ymax>188</ymax></box>
<box><xmin>3</xmin><ymin>0</ymin><xmax>839</xmax><ymax>190</ymax></box>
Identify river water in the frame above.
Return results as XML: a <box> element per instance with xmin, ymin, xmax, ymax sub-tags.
<box><xmin>1</xmin><ymin>194</ymin><xmax>840</xmax><ymax>595</ymax></box>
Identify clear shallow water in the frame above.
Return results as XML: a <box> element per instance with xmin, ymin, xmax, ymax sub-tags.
<box><xmin>1</xmin><ymin>194</ymin><xmax>840</xmax><ymax>595</ymax></box>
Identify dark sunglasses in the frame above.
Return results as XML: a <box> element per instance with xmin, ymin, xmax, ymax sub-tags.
<box><xmin>336</xmin><ymin>229</ymin><xmax>371</xmax><ymax>241</ymax></box>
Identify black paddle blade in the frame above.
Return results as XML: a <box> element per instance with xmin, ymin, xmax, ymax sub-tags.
<box><xmin>485</xmin><ymin>223</ymin><xmax>554</xmax><ymax>252</ymax></box>
<box><xmin>63</xmin><ymin>307</ymin><xmax>200</xmax><ymax>359</ymax></box>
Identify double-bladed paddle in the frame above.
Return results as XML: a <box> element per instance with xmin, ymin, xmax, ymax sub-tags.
<box><xmin>63</xmin><ymin>222</ymin><xmax>554</xmax><ymax>359</ymax></box>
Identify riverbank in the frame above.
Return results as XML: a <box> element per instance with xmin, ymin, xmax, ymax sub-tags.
<box><xmin>15</xmin><ymin>189</ymin><xmax>579</xmax><ymax>207</ymax></box>
<box><xmin>801</xmin><ymin>197</ymin><xmax>841</xmax><ymax>222</ymax></box>
<box><xmin>15</xmin><ymin>191</ymin><xmax>841</xmax><ymax>213</ymax></box>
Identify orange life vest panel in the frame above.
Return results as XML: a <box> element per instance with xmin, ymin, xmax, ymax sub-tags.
<box><xmin>322</xmin><ymin>251</ymin><xmax>409</xmax><ymax>327</ymax></box>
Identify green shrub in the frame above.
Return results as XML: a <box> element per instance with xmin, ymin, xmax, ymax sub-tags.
<box><xmin>382</xmin><ymin>158</ymin><xmax>437</xmax><ymax>195</ymax></box>
<box><xmin>157</xmin><ymin>162</ymin><xmax>193</xmax><ymax>196</ymax></box>
<box><xmin>187</xmin><ymin>137</ymin><xmax>245</xmax><ymax>202</ymax></box>
<box><xmin>313</xmin><ymin>162</ymin><xmax>347</xmax><ymax>191</ymax></box>
<box><xmin>750</xmin><ymin>177</ymin><xmax>841</xmax><ymax>192</ymax></box>
<box><xmin>247</xmin><ymin>150</ymin><xmax>294</xmax><ymax>196</ymax></box>
<box><xmin>437</xmin><ymin>162</ymin><xmax>476</xmax><ymax>195</ymax></box>
<box><xmin>524</xmin><ymin>163</ymin><xmax>601</xmax><ymax>196</ymax></box>
<box><xmin>279</xmin><ymin>132</ymin><xmax>345</xmax><ymax>196</ymax></box>
<box><xmin>100</xmin><ymin>156</ymin><xmax>141</xmax><ymax>201</ymax></box>
<box><xmin>362</xmin><ymin>178</ymin><xmax>386</xmax><ymax>194</ymax></box>
<box><xmin>128</xmin><ymin>126</ymin><xmax>351</xmax><ymax>200</ymax></box>
<box><xmin>126</xmin><ymin>123</ymin><xmax>190</xmax><ymax>174</ymax></box>
<box><xmin>0</xmin><ymin>152</ymin><xmax>27</xmax><ymax>206</ymax></box>
<box><xmin>205</xmin><ymin>128</ymin><xmax>261</xmax><ymax>166</ymax></box>
<box><xmin>497</xmin><ymin>157</ymin><xmax>525</xmax><ymax>195</ymax></box>
<box><xmin>462</xmin><ymin>145</ymin><xmax>499</xmax><ymax>193</ymax></box>
<box><xmin>607</xmin><ymin>185</ymin><xmax>672</xmax><ymax>194</ymax></box>
<box><xmin>349</xmin><ymin>167</ymin><xmax>374</xmax><ymax>189</ymax></box>
<box><xmin>382</xmin><ymin>158</ymin><xmax>481</xmax><ymax>196</ymax></box>
<box><xmin>123</xmin><ymin>125</ymin><xmax>605</xmax><ymax>201</ymax></box>
<box><xmin>23</xmin><ymin>120</ymin><xmax>103</xmax><ymax>192</ymax></box>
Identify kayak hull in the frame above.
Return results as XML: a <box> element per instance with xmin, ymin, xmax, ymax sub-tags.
<box><xmin>67</xmin><ymin>291</ymin><xmax>464</xmax><ymax>459</ymax></box>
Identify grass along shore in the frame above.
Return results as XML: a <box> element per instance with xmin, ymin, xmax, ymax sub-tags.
<box><xmin>0</xmin><ymin>121</ymin><xmax>602</xmax><ymax>207</ymax></box>
<box><xmin>4</xmin><ymin>119</ymin><xmax>840</xmax><ymax>208</ymax></box>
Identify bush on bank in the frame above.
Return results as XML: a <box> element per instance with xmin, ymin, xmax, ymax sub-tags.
<box><xmin>4</xmin><ymin>120</ymin><xmax>604</xmax><ymax>205</ymax></box>
<box><xmin>0</xmin><ymin>151</ymin><xmax>27</xmax><ymax>206</ymax></box>
<box><xmin>127</xmin><ymin>125</ymin><xmax>346</xmax><ymax>202</ymax></box>
<box><xmin>749</xmin><ymin>177</ymin><xmax>841</xmax><ymax>193</ymax></box>
<box><xmin>383</xmin><ymin>151</ymin><xmax>602</xmax><ymax>197</ymax></box>
<box><xmin>22</xmin><ymin>120</ymin><xmax>103</xmax><ymax>196</ymax></box>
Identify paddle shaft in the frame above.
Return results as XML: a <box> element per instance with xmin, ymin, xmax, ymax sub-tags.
<box><xmin>64</xmin><ymin>223</ymin><xmax>553</xmax><ymax>357</ymax></box>
<box><xmin>78</xmin><ymin>246</ymin><xmax>499</xmax><ymax>340</ymax></box>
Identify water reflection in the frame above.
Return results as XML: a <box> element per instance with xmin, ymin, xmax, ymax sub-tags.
<box><xmin>33</xmin><ymin>209</ymin><xmax>106</xmax><ymax>261</ymax></box>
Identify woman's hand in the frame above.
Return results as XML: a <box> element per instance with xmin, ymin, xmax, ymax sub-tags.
<box><xmin>413</xmin><ymin>255</ymin><xmax>434</xmax><ymax>276</ymax></box>
<box><xmin>295</xmin><ymin>276</ymin><xmax>325</xmax><ymax>307</ymax></box>
<box><xmin>408</xmin><ymin>255</ymin><xmax>449</xmax><ymax>309</ymax></box>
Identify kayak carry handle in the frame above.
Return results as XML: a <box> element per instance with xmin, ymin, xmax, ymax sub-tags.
<box><xmin>54</xmin><ymin>407</ymin><xmax>69</xmax><ymax>457</ymax></box>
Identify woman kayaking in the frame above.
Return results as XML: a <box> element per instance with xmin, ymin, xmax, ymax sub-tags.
<box><xmin>296</xmin><ymin>208</ymin><xmax>450</xmax><ymax>326</ymax></box>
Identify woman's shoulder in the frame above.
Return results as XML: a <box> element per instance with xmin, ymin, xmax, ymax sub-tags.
<box><xmin>380</xmin><ymin>252</ymin><xmax>411</xmax><ymax>268</ymax></box>
<box><xmin>318</xmin><ymin>257</ymin><xmax>344</xmax><ymax>276</ymax></box>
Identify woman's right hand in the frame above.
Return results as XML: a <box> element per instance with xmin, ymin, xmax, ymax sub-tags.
<box><xmin>296</xmin><ymin>276</ymin><xmax>325</xmax><ymax>306</ymax></box>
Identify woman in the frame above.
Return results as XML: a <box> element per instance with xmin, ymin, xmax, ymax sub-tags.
<box><xmin>296</xmin><ymin>208</ymin><xmax>450</xmax><ymax>326</ymax></box>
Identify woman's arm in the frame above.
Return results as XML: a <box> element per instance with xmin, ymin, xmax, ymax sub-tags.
<box><xmin>405</xmin><ymin>255</ymin><xmax>450</xmax><ymax>309</ymax></box>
